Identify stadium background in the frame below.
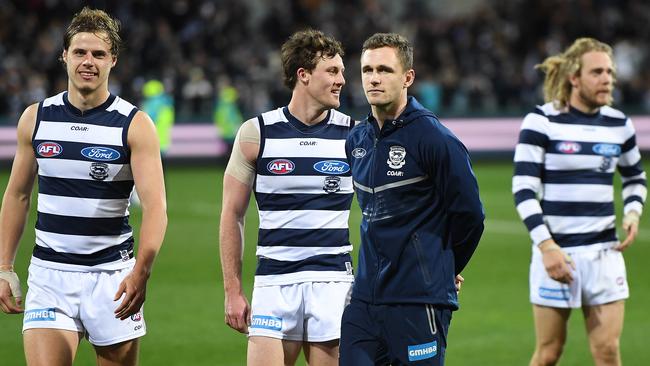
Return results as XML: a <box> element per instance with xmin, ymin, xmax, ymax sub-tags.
<box><xmin>1</xmin><ymin>0</ymin><xmax>649</xmax><ymax>364</ymax></box>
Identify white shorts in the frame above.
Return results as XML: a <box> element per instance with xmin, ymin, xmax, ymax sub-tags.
<box><xmin>249</xmin><ymin>281</ymin><xmax>352</xmax><ymax>342</ymax></box>
<box><xmin>530</xmin><ymin>247</ymin><xmax>629</xmax><ymax>308</ymax></box>
<box><xmin>22</xmin><ymin>263</ymin><xmax>146</xmax><ymax>346</ymax></box>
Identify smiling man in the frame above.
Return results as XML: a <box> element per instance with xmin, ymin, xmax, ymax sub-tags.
<box><xmin>340</xmin><ymin>33</ymin><xmax>484</xmax><ymax>366</ymax></box>
<box><xmin>0</xmin><ymin>7</ymin><xmax>167</xmax><ymax>366</ymax></box>
<box><xmin>219</xmin><ymin>29</ymin><xmax>354</xmax><ymax>366</ymax></box>
<box><xmin>512</xmin><ymin>38</ymin><xmax>646</xmax><ymax>366</ymax></box>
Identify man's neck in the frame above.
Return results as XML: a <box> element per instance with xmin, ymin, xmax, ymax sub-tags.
<box><xmin>372</xmin><ymin>96</ymin><xmax>408</xmax><ymax>130</ymax></box>
<box><xmin>67</xmin><ymin>87</ymin><xmax>110</xmax><ymax>112</ymax></box>
<box><xmin>287</xmin><ymin>92</ymin><xmax>328</xmax><ymax>126</ymax></box>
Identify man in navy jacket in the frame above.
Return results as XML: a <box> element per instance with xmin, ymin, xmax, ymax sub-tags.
<box><xmin>340</xmin><ymin>33</ymin><xmax>484</xmax><ymax>366</ymax></box>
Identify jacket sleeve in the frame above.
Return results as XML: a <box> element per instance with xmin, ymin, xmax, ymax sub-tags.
<box><xmin>436</xmin><ymin>129</ymin><xmax>485</xmax><ymax>274</ymax></box>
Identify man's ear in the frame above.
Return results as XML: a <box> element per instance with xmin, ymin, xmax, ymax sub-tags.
<box><xmin>404</xmin><ymin>69</ymin><xmax>415</xmax><ymax>89</ymax></box>
<box><xmin>297</xmin><ymin>67</ymin><xmax>310</xmax><ymax>85</ymax></box>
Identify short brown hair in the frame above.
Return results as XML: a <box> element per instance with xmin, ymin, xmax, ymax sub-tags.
<box><xmin>63</xmin><ymin>7</ymin><xmax>122</xmax><ymax>58</ymax></box>
<box><xmin>280</xmin><ymin>29</ymin><xmax>344</xmax><ymax>89</ymax></box>
<box><xmin>362</xmin><ymin>33</ymin><xmax>413</xmax><ymax>71</ymax></box>
<box><xmin>536</xmin><ymin>37</ymin><xmax>615</xmax><ymax>109</ymax></box>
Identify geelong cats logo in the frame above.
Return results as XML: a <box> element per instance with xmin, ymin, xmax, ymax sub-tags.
<box><xmin>387</xmin><ymin>146</ymin><xmax>406</xmax><ymax>169</ymax></box>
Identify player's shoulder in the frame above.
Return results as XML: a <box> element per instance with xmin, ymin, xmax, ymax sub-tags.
<box><xmin>599</xmin><ymin>105</ymin><xmax>627</xmax><ymax>120</ymax></box>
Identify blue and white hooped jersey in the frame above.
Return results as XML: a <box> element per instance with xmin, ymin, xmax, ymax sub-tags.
<box><xmin>31</xmin><ymin>92</ymin><xmax>137</xmax><ymax>271</ymax></box>
<box><xmin>253</xmin><ymin>107</ymin><xmax>354</xmax><ymax>286</ymax></box>
<box><xmin>513</xmin><ymin>102</ymin><xmax>647</xmax><ymax>252</ymax></box>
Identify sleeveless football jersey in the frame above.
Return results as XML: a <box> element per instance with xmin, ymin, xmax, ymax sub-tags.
<box><xmin>253</xmin><ymin>107</ymin><xmax>354</xmax><ymax>286</ymax></box>
<box><xmin>31</xmin><ymin>92</ymin><xmax>137</xmax><ymax>271</ymax></box>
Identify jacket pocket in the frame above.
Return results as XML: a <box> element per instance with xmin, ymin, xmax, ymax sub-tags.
<box><xmin>412</xmin><ymin>233</ymin><xmax>432</xmax><ymax>285</ymax></box>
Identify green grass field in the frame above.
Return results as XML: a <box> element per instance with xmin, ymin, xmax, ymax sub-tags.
<box><xmin>1</xmin><ymin>162</ymin><xmax>649</xmax><ymax>365</ymax></box>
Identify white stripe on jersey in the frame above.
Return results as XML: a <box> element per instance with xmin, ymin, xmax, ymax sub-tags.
<box><xmin>258</xmin><ymin>210</ymin><xmax>350</xmax><ymax>230</ymax></box>
<box><xmin>35</xmin><ymin>121</ymin><xmax>124</xmax><ymax>145</ymax></box>
<box><xmin>37</xmin><ymin>194</ymin><xmax>129</xmax><ymax>218</ymax></box>
<box><xmin>545</xmin><ymin>215</ymin><xmax>615</xmax><ymax>234</ymax></box>
<box><xmin>542</xmin><ymin>184</ymin><xmax>613</xmax><ymax>202</ymax></box>
<box><xmin>42</xmin><ymin>93</ymin><xmax>64</xmax><ymax>107</ymax></box>
<box><xmin>256</xmin><ymin>245</ymin><xmax>353</xmax><ymax>261</ymax></box>
<box><xmin>106</xmin><ymin>96</ymin><xmax>136</xmax><ymax>117</ymax></box>
<box><xmin>514</xmin><ymin>144</ymin><xmax>545</xmax><ymax>163</ymax></box>
<box><xmin>37</xmin><ymin>159</ymin><xmax>133</xmax><ymax>181</ymax></box>
<box><xmin>256</xmin><ymin>175</ymin><xmax>353</xmax><ymax>194</ymax></box>
<box><xmin>622</xmin><ymin>184</ymin><xmax>648</xmax><ymax>201</ymax></box>
<box><xmin>516</xmin><ymin>199</ymin><xmax>543</xmax><ymax>220</ymax></box>
<box><xmin>530</xmin><ymin>225</ymin><xmax>552</xmax><ymax>244</ymax></box>
<box><xmin>619</xmin><ymin>148</ymin><xmax>642</xmax><ymax>166</ymax></box>
<box><xmin>544</xmin><ymin>122</ymin><xmax>631</xmax><ymax>143</ymax></box>
<box><xmin>254</xmin><ymin>270</ymin><xmax>354</xmax><ymax>287</ymax></box>
<box><xmin>35</xmin><ymin>229</ymin><xmax>133</xmax><ymax>255</ymax></box>
<box><xmin>512</xmin><ymin>175</ymin><xmax>541</xmax><ymax>193</ymax></box>
<box><xmin>262</xmin><ymin>138</ymin><xmax>347</xmax><ymax>158</ymax></box>
<box><xmin>545</xmin><ymin>153</ymin><xmax>617</xmax><ymax>172</ymax></box>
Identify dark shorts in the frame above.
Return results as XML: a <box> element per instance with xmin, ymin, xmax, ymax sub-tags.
<box><xmin>340</xmin><ymin>298</ymin><xmax>452</xmax><ymax>365</ymax></box>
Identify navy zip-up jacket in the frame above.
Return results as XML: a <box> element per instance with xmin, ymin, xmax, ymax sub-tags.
<box><xmin>345</xmin><ymin>97</ymin><xmax>484</xmax><ymax>309</ymax></box>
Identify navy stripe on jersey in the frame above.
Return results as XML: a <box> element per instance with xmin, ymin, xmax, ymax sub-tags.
<box><xmin>255</xmin><ymin>253</ymin><xmax>352</xmax><ymax>276</ymax></box>
<box><xmin>622</xmin><ymin>135</ymin><xmax>637</xmax><ymax>153</ymax></box>
<box><xmin>547</xmin><ymin>140</ymin><xmax>622</xmax><ymax>156</ymax></box>
<box><xmin>624</xmin><ymin>196</ymin><xmax>644</xmax><ymax>205</ymax></box>
<box><xmin>258</xmin><ymin>157</ymin><xmax>352</xmax><ymax>177</ymax></box>
<box><xmin>257</xmin><ymin>192</ymin><xmax>352</xmax><ymax>211</ymax></box>
<box><xmin>622</xmin><ymin>178</ymin><xmax>647</xmax><ymax>188</ymax></box>
<box><xmin>258</xmin><ymin>229</ymin><xmax>349</xmax><ymax>247</ymax></box>
<box><xmin>514</xmin><ymin>189</ymin><xmax>536</xmax><ymax>205</ymax></box>
<box><xmin>36</xmin><ymin>212</ymin><xmax>131</xmax><ymax>236</ymax></box>
<box><xmin>553</xmin><ymin>228</ymin><xmax>617</xmax><ymax>248</ymax></box>
<box><xmin>546</xmin><ymin>109</ymin><xmax>627</xmax><ymax>126</ymax></box>
<box><xmin>514</xmin><ymin>162</ymin><xmax>543</xmax><ymax>177</ymax></box>
<box><xmin>523</xmin><ymin>214</ymin><xmax>545</xmax><ymax>232</ymax></box>
<box><xmin>542</xmin><ymin>170</ymin><xmax>613</xmax><ymax>185</ymax></box>
<box><xmin>32</xmin><ymin>239</ymin><xmax>134</xmax><ymax>266</ymax></box>
<box><xmin>541</xmin><ymin>201</ymin><xmax>614</xmax><ymax>216</ymax></box>
<box><xmin>38</xmin><ymin>176</ymin><xmax>133</xmax><ymax>199</ymax></box>
<box><xmin>618</xmin><ymin>164</ymin><xmax>645</xmax><ymax>178</ymax></box>
<box><xmin>33</xmin><ymin>140</ymin><xmax>129</xmax><ymax>164</ymax></box>
<box><xmin>518</xmin><ymin>129</ymin><xmax>548</xmax><ymax>147</ymax></box>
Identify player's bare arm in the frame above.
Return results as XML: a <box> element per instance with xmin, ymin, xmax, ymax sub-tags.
<box><xmin>0</xmin><ymin>104</ymin><xmax>38</xmax><ymax>314</ymax></box>
<box><xmin>220</xmin><ymin>122</ymin><xmax>258</xmax><ymax>334</ymax></box>
<box><xmin>114</xmin><ymin>111</ymin><xmax>167</xmax><ymax>320</ymax></box>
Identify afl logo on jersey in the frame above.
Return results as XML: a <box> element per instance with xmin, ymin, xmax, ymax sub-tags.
<box><xmin>81</xmin><ymin>147</ymin><xmax>121</xmax><ymax>161</ymax></box>
<box><xmin>556</xmin><ymin>141</ymin><xmax>582</xmax><ymax>154</ymax></box>
<box><xmin>593</xmin><ymin>143</ymin><xmax>620</xmax><ymax>157</ymax></box>
<box><xmin>36</xmin><ymin>142</ymin><xmax>62</xmax><ymax>157</ymax></box>
<box><xmin>267</xmin><ymin>159</ymin><xmax>295</xmax><ymax>174</ymax></box>
<box><xmin>313</xmin><ymin>160</ymin><xmax>350</xmax><ymax>175</ymax></box>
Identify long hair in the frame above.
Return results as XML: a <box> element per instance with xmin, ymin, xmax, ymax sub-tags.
<box><xmin>535</xmin><ymin>38</ymin><xmax>614</xmax><ymax>109</ymax></box>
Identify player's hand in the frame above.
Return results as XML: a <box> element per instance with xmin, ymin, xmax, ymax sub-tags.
<box><xmin>113</xmin><ymin>268</ymin><xmax>149</xmax><ymax>320</ymax></box>
<box><xmin>0</xmin><ymin>270</ymin><xmax>23</xmax><ymax>314</ymax></box>
<box><xmin>455</xmin><ymin>274</ymin><xmax>464</xmax><ymax>294</ymax></box>
<box><xmin>224</xmin><ymin>290</ymin><xmax>250</xmax><ymax>334</ymax></box>
<box><xmin>616</xmin><ymin>211</ymin><xmax>639</xmax><ymax>251</ymax></box>
<box><xmin>539</xmin><ymin>240</ymin><xmax>575</xmax><ymax>284</ymax></box>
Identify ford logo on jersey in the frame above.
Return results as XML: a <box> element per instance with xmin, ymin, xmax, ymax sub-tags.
<box><xmin>36</xmin><ymin>142</ymin><xmax>63</xmax><ymax>157</ymax></box>
<box><xmin>556</xmin><ymin>141</ymin><xmax>581</xmax><ymax>154</ymax></box>
<box><xmin>267</xmin><ymin>159</ymin><xmax>295</xmax><ymax>174</ymax></box>
<box><xmin>81</xmin><ymin>146</ymin><xmax>121</xmax><ymax>161</ymax></box>
<box><xmin>592</xmin><ymin>143</ymin><xmax>620</xmax><ymax>157</ymax></box>
<box><xmin>313</xmin><ymin>160</ymin><xmax>350</xmax><ymax>174</ymax></box>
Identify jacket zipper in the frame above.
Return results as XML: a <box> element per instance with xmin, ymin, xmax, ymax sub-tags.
<box><xmin>370</xmin><ymin>130</ymin><xmax>380</xmax><ymax>303</ymax></box>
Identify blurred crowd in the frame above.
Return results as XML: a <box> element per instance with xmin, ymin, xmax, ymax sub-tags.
<box><xmin>1</xmin><ymin>0</ymin><xmax>650</xmax><ymax>124</ymax></box>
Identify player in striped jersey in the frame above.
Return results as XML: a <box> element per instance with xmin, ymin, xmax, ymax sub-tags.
<box><xmin>513</xmin><ymin>38</ymin><xmax>646</xmax><ymax>366</ymax></box>
<box><xmin>219</xmin><ymin>29</ymin><xmax>352</xmax><ymax>365</ymax></box>
<box><xmin>0</xmin><ymin>8</ymin><xmax>166</xmax><ymax>366</ymax></box>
